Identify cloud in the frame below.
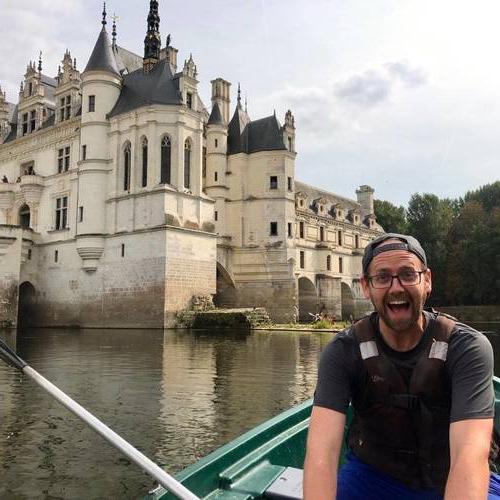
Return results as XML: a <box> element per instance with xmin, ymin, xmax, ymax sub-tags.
<box><xmin>385</xmin><ymin>61</ymin><xmax>428</xmax><ymax>88</ymax></box>
<box><xmin>334</xmin><ymin>69</ymin><xmax>391</xmax><ymax>106</ymax></box>
<box><xmin>334</xmin><ymin>61</ymin><xmax>428</xmax><ymax>107</ymax></box>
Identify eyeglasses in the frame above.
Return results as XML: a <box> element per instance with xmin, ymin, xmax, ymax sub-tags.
<box><xmin>367</xmin><ymin>270</ymin><xmax>427</xmax><ymax>289</ymax></box>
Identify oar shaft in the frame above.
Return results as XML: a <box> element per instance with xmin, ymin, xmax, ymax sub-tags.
<box><xmin>22</xmin><ymin>366</ymin><xmax>199</xmax><ymax>500</ymax></box>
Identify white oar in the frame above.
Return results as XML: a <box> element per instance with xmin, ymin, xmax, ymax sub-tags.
<box><xmin>0</xmin><ymin>337</ymin><xmax>199</xmax><ymax>500</ymax></box>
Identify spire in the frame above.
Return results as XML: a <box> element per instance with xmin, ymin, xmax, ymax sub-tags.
<box><xmin>38</xmin><ymin>51</ymin><xmax>42</xmax><ymax>74</ymax></box>
<box><xmin>84</xmin><ymin>12</ymin><xmax>120</xmax><ymax>75</ymax></box>
<box><xmin>237</xmin><ymin>82</ymin><xmax>242</xmax><ymax>109</ymax></box>
<box><xmin>245</xmin><ymin>94</ymin><xmax>248</xmax><ymax>113</ymax></box>
<box><xmin>102</xmin><ymin>2</ymin><xmax>107</xmax><ymax>26</ymax></box>
<box><xmin>143</xmin><ymin>0</ymin><xmax>161</xmax><ymax>73</ymax></box>
<box><xmin>112</xmin><ymin>13</ymin><xmax>118</xmax><ymax>48</ymax></box>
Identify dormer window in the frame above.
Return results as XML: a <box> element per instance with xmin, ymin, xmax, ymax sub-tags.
<box><xmin>28</xmin><ymin>82</ymin><xmax>33</xmax><ymax>96</ymax></box>
<box><xmin>59</xmin><ymin>95</ymin><xmax>71</xmax><ymax>121</ymax></box>
<box><xmin>186</xmin><ymin>92</ymin><xmax>193</xmax><ymax>109</ymax></box>
<box><xmin>88</xmin><ymin>95</ymin><xmax>95</xmax><ymax>113</ymax></box>
<box><xmin>30</xmin><ymin>110</ymin><xmax>36</xmax><ymax>132</ymax></box>
<box><xmin>22</xmin><ymin>113</ymin><xmax>28</xmax><ymax>135</ymax></box>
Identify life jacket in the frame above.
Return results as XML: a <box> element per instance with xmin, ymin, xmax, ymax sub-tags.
<box><xmin>348</xmin><ymin>312</ymin><xmax>455</xmax><ymax>494</ymax></box>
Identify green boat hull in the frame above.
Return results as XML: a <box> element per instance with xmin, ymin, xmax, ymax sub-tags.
<box><xmin>148</xmin><ymin>376</ymin><xmax>500</xmax><ymax>500</ymax></box>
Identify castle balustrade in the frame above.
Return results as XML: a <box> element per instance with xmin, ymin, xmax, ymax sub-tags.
<box><xmin>0</xmin><ymin>183</ymin><xmax>15</xmax><ymax>212</ymax></box>
<box><xmin>20</xmin><ymin>175</ymin><xmax>44</xmax><ymax>205</ymax></box>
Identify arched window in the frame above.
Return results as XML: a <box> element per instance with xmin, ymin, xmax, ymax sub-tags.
<box><xmin>19</xmin><ymin>204</ymin><xmax>30</xmax><ymax>229</ymax></box>
<box><xmin>123</xmin><ymin>142</ymin><xmax>131</xmax><ymax>191</ymax></box>
<box><xmin>141</xmin><ymin>137</ymin><xmax>148</xmax><ymax>187</ymax></box>
<box><xmin>184</xmin><ymin>139</ymin><xmax>191</xmax><ymax>189</ymax></box>
<box><xmin>160</xmin><ymin>136</ymin><xmax>171</xmax><ymax>184</ymax></box>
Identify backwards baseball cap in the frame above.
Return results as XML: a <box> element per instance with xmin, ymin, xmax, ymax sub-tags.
<box><xmin>362</xmin><ymin>233</ymin><xmax>427</xmax><ymax>275</ymax></box>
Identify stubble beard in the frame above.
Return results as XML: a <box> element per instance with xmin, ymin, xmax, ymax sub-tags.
<box><xmin>375</xmin><ymin>291</ymin><xmax>424</xmax><ymax>333</ymax></box>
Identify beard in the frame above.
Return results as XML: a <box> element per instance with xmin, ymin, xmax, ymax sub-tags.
<box><xmin>374</xmin><ymin>291</ymin><xmax>425</xmax><ymax>333</ymax></box>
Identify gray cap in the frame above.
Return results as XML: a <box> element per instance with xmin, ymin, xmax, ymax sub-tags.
<box><xmin>362</xmin><ymin>233</ymin><xmax>427</xmax><ymax>275</ymax></box>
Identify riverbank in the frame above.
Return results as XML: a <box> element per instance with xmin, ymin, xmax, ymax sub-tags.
<box><xmin>254</xmin><ymin>321</ymin><xmax>349</xmax><ymax>333</ymax></box>
<box><xmin>436</xmin><ymin>305</ymin><xmax>500</xmax><ymax>322</ymax></box>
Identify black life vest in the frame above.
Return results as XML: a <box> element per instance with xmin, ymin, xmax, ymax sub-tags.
<box><xmin>348</xmin><ymin>312</ymin><xmax>455</xmax><ymax>493</ymax></box>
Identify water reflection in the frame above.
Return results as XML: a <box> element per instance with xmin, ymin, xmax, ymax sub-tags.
<box><xmin>0</xmin><ymin>328</ymin><xmax>330</xmax><ymax>499</ymax></box>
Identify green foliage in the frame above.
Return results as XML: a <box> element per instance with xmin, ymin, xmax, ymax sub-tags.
<box><xmin>385</xmin><ymin>184</ymin><xmax>500</xmax><ymax>306</ymax></box>
<box><xmin>311</xmin><ymin>319</ymin><xmax>335</xmax><ymax>329</ymax></box>
<box><xmin>373</xmin><ymin>199</ymin><xmax>408</xmax><ymax>233</ymax></box>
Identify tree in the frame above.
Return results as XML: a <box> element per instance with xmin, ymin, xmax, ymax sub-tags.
<box><xmin>407</xmin><ymin>194</ymin><xmax>455</xmax><ymax>305</ymax></box>
<box><xmin>373</xmin><ymin>199</ymin><xmax>408</xmax><ymax>233</ymax></box>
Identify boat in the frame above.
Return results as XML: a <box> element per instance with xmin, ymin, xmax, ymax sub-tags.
<box><xmin>148</xmin><ymin>376</ymin><xmax>500</xmax><ymax>500</ymax></box>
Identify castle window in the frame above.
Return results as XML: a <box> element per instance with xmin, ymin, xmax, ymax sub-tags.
<box><xmin>299</xmin><ymin>221</ymin><xmax>304</xmax><ymax>238</ymax></box>
<box><xmin>288</xmin><ymin>137</ymin><xmax>292</xmax><ymax>152</ymax></box>
<box><xmin>58</xmin><ymin>146</ymin><xmax>70</xmax><ymax>173</ymax></box>
<box><xmin>338</xmin><ymin>230</ymin><xmax>342</xmax><ymax>246</ymax></box>
<box><xmin>288</xmin><ymin>222</ymin><xmax>292</xmax><ymax>238</ymax></box>
<box><xmin>55</xmin><ymin>196</ymin><xmax>68</xmax><ymax>230</ymax></box>
<box><xmin>88</xmin><ymin>95</ymin><xmax>95</xmax><ymax>113</ymax></box>
<box><xmin>214</xmin><ymin>171</ymin><xmax>218</xmax><ymax>182</ymax></box>
<box><xmin>355</xmin><ymin>234</ymin><xmax>359</xmax><ymax>248</ymax></box>
<box><xmin>121</xmin><ymin>244</ymin><xmax>125</xmax><ymax>257</ymax></box>
<box><xmin>215</xmin><ymin>211</ymin><xmax>218</xmax><ymax>221</ymax></box>
<box><xmin>288</xmin><ymin>177</ymin><xmax>293</xmax><ymax>191</ymax></box>
<box><xmin>215</xmin><ymin>139</ymin><xmax>218</xmax><ymax>148</ymax></box>
<box><xmin>270</xmin><ymin>176</ymin><xmax>278</xmax><ymax>190</ymax></box>
<box><xmin>60</xmin><ymin>95</ymin><xmax>71</xmax><ymax>121</ymax></box>
<box><xmin>78</xmin><ymin>206</ymin><xmax>84</xmax><ymax>222</ymax></box>
<box><xmin>339</xmin><ymin>257</ymin><xmax>343</xmax><ymax>274</ymax></box>
<box><xmin>65</xmin><ymin>95</ymin><xmax>71</xmax><ymax>120</ymax></box>
<box><xmin>160</xmin><ymin>136</ymin><xmax>171</xmax><ymax>184</ymax></box>
<box><xmin>320</xmin><ymin>226</ymin><xmax>324</xmax><ymax>241</ymax></box>
<box><xmin>202</xmin><ymin>146</ymin><xmax>207</xmax><ymax>177</ymax></box>
<box><xmin>22</xmin><ymin>113</ymin><xmax>28</xmax><ymax>135</ymax></box>
<box><xmin>186</xmin><ymin>92</ymin><xmax>193</xmax><ymax>109</ymax></box>
<box><xmin>82</xmin><ymin>145</ymin><xmax>87</xmax><ymax>160</ymax></box>
<box><xmin>28</xmin><ymin>82</ymin><xmax>33</xmax><ymax>96</ymax></box>
<box><xmin>28</xmin><ymin>249</ymin><xmax>32</xmax><ymax>260</ymax></box>
<box><xmin>270</xmin><ymin>221</ymin><xmax>278</xmax><ymax>236</ymax></box>
<box><xmin>327</xmin><ymin>255</ymin><xmax>331</xmax><ymax>271</ymax></box>
<box><xmin>184</xmin><ymin>139</ymin><xmax>191</xmax><ymax>189</ymax></box>
<box><xmin>141</xmin><ymin>137</ymin><xmax>148</xmax><ymax>187</ymax></box>
<box><xmin>54</xmin><ymin>250</ymin><xmax>58</xmax><ymax>263</ymax></box>
<box><xmin>300</xmin><ymin>251</ymin><xmax>305</xmax><ymax>269</ymax></box>
<box><xmin>300</xmin><ymin>199</ymin><xmax>304</xmax><ymax>207</ymax></box>
<box><xmin>19</xmin><ymin>204</ymin><xmax>30</xmax><ymax>228</ymax></box>
<box><xmin>30</xmin><ymin>110</ymin><xmax>36</xmax><ymax>132</ymax></box>
<box><xmin>123</xmin><ymin>143</ymin><xmax>131</xmax><ymax>191</ymax></box>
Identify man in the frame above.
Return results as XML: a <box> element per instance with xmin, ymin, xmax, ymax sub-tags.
<box><xmin>304</xmin><ymin>233</ymin><xmax>497</xmax><ymax>499</ymax></box>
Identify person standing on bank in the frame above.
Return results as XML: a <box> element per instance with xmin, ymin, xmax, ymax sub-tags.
<box><xmin>304</xmin><ymin>233</ymin><xmax>498</xmax><ymax>499</ymax></box>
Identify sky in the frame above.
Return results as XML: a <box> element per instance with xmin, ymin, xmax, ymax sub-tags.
<box><xmin>1</xmin><ymin>0</ymin><xmax>499</xmax><ymax>207</ymax></box>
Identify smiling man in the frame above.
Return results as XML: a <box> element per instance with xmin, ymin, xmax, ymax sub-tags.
<box><xmin>304</xmin><ymin>233</ymin><xmax>498</xmax><ymax>499</ymax></box>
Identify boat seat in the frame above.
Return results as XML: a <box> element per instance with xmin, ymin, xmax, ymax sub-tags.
<box><xmin>264</xmin><ymin>467</ymin><xmax>303</xmax><ymax>499</ymax></box>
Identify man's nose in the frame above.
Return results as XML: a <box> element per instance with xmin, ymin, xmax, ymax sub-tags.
<box><xmin>389</xmin><ymin>275</ymin><xmax>405</xmax><ymax>291</ymax></box>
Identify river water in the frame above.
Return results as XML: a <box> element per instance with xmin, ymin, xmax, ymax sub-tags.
<box><xmin>0</xmin><ymin>323</ymin><xmax>499</xmax><ymax>499</ymax></box>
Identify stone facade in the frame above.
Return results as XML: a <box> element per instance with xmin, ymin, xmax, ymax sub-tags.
<box><xmin>0</xmin><ymin>3</ymin><xmax>382</xmax><ymax>328</ymax></box>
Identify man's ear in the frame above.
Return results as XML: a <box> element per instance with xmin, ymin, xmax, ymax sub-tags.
<box><xmin>424</xmin><ymin>268</ymin><xmax>432</xmax><ymax>299</ymax></box>
<box><xmin>360</xmin><ymin>275</ymin><xmax>371</xmax><ymax>299</ymax></box>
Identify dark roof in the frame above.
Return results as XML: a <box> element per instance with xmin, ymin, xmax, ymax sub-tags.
<box><xmin>108</xmin><ymin>60</ymin><xmax>182</xmax><ymax>118</ymax></box>
<box><xmin>227</xmin><ymin>105</ymin><xmax>251</xmax><ymax>154</ymax></box>
<box><xmin>207</xmin><ymin>102</ymin><xmax>223</xmax><ymax>125</ymax></box>
<box><xmin>114</xmin><ymin>45</ymin><xmax>143</xmax><ymax>74</ymax></box>
<box><xmin>246</xmin><ymin>115</ymin><xmax>287</xmax><ymax>154</ymax></box>
<box><xmin>84</xmin><ymin>27</ymin><xmax>120</xmax><ymax>75</ymax></box>
<box><xmin>41</xmin><ymin>75</ymin><xmax>57</xmax><ymax>87</ymax></box>
<box><xmin>227</xmin><ymin>107</ymin><xmax>286</xmax><ymax>155</ymax></box>
<box><xmin>295</xmin><ymin>181</ymin><xmax>361</xmax><ymax>212</ymax></box>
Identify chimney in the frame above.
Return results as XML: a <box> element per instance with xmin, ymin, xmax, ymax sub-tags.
<box><xmin>356</xmin><ymin>185</ymin><xmax>375</xmax><ymax>220</ymax></box>
<box><xmin>211</xmin><ymin>78</ymin><xmax>231</xmax><ymax>124</ymax></box>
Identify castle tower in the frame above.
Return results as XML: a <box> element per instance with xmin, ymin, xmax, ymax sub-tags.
<box><xmin>356</xmin><ymin>185</ymin><xmax>375</xmax><ymax>219</ymax></box>
<box><xmin>205</xmin><ymin>88</ymin><xmax>229</xmax><ymax>235</ymax></box>
<box><xmin>143</xmin><ymin>0</ymin><xmax>161</xmax><ymax>73</ymax></box>
<box><xmin>76</xmin><ymin>6</ymin><xmax>122</xmax><ymax>271</ymax></box>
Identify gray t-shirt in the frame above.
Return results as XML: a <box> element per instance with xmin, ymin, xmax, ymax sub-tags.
<box><xmin>314</xmin><ymin>311</ymin><xmax>495</xmax><ymax>422</ymax></box>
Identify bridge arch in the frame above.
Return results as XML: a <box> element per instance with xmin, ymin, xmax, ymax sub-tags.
<box><xmin>214</xmin><ymin>262</ymin><xmax>237</xmax><ymax>308</ymax></box>
<box><xmin>341</xmin><ymin>281</ymin><xmax>355</xmax><ymax>320</ymax></box>
<box><xmin>298</xmin><ymin>276</ymin><xmax>317</xmax><ymax>322</ymax></box>
<box><xmin>18</xmin><ymin>281</ymin><xmax>36</xmax><ymax>328</ymax></box>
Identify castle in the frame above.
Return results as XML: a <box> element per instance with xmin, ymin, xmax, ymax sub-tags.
<box><xmin>0</xmin><ymin>2</ymin><xmax>383</xmax><ymax>329</ymax></box>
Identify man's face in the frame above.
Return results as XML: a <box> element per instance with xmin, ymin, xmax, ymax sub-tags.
<box><xmin>361</xmin><ymin>247</ymin><xmax>432</xmax><ymax>333</ymax></box>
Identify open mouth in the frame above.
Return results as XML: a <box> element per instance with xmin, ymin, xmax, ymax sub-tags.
<box><xmin>386</xmin><ymin>300</ymin><xmax>411</xmax><ymax>314</ymax></box>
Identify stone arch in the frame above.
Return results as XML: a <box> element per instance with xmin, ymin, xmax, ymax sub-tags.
<box><xmin>18</xmin><ymin>281</ymin><xmax>36</xmax><ymax>328</ymax></box>
<box><xmin>19</xmin><ymin>204</ymin><xmax>30</xmax><ymax>228</ymax></box>
<box><xmin>298</xmin><ymin>276</ymin><xmax>317</xmax><ymax>322</ymax></box>
<box><xmin>341</xmin><ymin>281</ymin><xmax>355</xmax><ymax>320</ymax></box>
<box><xmin>214</xmin><ymin>262</ymin><xmax>237</xmax><ymax>308</ymax></box>
<box><xmin>122</xmin><ymin>140</ymin><xmax>132</xmax><ymax>192</ymax></box>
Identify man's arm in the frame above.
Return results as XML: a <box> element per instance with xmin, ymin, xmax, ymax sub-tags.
<box><xmin>444</xmin><ymin>418</ymin><xmax>493</xmax><ymax>500</ymax></box>
<box><xmin>303</xmin><ymin>406</ymin><xmax>346</xmax><ymax>500</ymax></box>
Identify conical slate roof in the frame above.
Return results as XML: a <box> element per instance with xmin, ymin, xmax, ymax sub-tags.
<box><xmin>207</xmin><ymin>102</ymin><xmax>224</xmax><ymax>125</ymax></box>
<box><xmin>108</xmin><ymin>59</ymin><xmax>182</xmax><ymax>117</ymax></box>
<box><xmin>227</xmin><ymin>105</ymin><xmax>251</xmax><ymax>154</ymax></box>
<box><xmin>84</xmin><ymin>27</ymin><xmax>120</xmax><ymax>75</ymax></box>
